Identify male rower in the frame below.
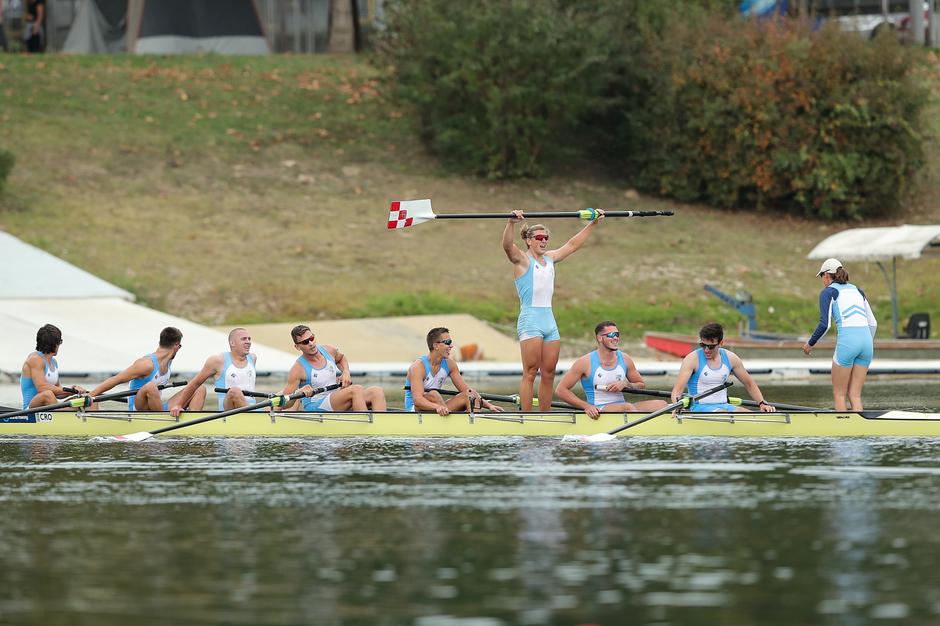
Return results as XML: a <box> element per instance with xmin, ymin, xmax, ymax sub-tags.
<box><xmin>89</xmin><ymin>327</ymin><xmax>204</xmax><ymax>412</ymax></box>
<box><xmin>19</xmin><ymin>324</ymin><xmax>89</xmax><ymax>409</ymax></box>
<box><xmin>670</xmin><ymin>322</ymin><xmax>775</xmax><ymax>413</ymax></box>
<box><xmin>166</xmin><ymin>327</ymin><xmax>258</xmax><ymax>417</ymax></box>
<box><xmin>554</xmin><ymin>320</ymin><xmax>667</xmax><ymax>419</ymax></box>
<box><xmin>404</xmin><ymin>327</ymin><xmax>502</xmax><ymax>415</ymax></box>
<box><xmin>282</xmin><ymin>325</ymin><xmax>387</xmax><ymax>412</ymax></box>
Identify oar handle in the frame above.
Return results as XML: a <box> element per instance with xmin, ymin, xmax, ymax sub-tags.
<box><xmin>433</xmin><ymin>210</ymin><xmax>673</xmax><ymax>220</ymax></box>
<box><xmin>605</xmin><ymin>381</ymin><xmax>733</xmax><ymax>437</ymax></box>
<box><xmin>214</xmin><ymin>387</ymin><xmax>272</xmax><ymax>399</ymax></box>
<box><xmin>599</xmin><ymin>385</ymin><xmax>821</xmax><ymax>411</ymax></box>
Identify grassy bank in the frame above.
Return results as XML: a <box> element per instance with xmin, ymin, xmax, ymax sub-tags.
<box><xmin>0</xmin><ymin>54</ymin><xmax>937</xmax><ymax>348</ymax></box>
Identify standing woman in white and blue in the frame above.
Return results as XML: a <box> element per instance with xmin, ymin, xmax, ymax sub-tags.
<box><xmin>502</xmin><ymin>208</ymin><xmax>605</xmax><ymax>411</ymax></box>
<box><xmin>802</xmin><ymin>258</ymin><xmax>878</xmax><ymax>411</ymax></box>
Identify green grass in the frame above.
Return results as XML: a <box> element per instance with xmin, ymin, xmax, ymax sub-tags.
<box><xmin>1</xmin><ymin>53</ymin><xmax>938</xmax><ymax>349</ymax></box>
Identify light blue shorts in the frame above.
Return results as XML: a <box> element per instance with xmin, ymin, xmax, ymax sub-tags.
<box><xmin>833</xmin><ymin>330</ymin><xmax>874</xmax><ymax>368</ymax></box>
<box><xmin>301</xmin><ymin>392</ymin><xmax>335</xmax><ymax>412</ymax></box>
<box><xmin>690</xmin><ymin>402</ymin><xmax>738</xmax><ymax>413</ymax></box>
<box><xmin>517</xmin><ymin>307</ymin><xmax>560</xmax><ymax>342</ymax></box>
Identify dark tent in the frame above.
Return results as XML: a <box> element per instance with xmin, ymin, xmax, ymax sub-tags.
<box><xmin>63</xmin><ymin>0</ymin><xmax>270</xmax><ymax>55</ymax></box>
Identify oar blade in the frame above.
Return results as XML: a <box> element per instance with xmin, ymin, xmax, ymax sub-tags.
<box><xmin>94</xmin><ymin>431</ymin><xmax>154</xmax><ymax>443</ymax></box>
<box><xmin>387</xmin><ymin>199</ymin><xmax>435</xmax><ymax>229</ymax></box>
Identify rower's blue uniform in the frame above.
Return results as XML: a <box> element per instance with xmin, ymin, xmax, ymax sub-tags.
<box><xmin>297</xmin><ymin>349</ymin><xmax>340</xmax><ymax>411</ymax></box>
<box><xmin>579</xmin><ymin>350</ymin><xmax>628</xmax><ymax>408</ymax></box>
<box><xmin>687</xmin><ymin>348</ymin><xmax>737</xmax><ymax>412</ymax></box>
<box><xmin>214</xmin><ymin>352</ymin><xmax>257</xmax><ymax>410</ymax></box>
<box><xmin>404</xmin><ymin>356</ymin><xmax>450</xmax><ymax>412</ymax></box>
<box><xmin>20</xmin><ymin>353</ymin><xmax>59</xmax><ymax>409</ymax></box>
<box><xmin>515</xmin><ymin>254</ymin><xmax>560</xmax><ymax>342</ymax></box>
<box><xmin>808</xmin><ymin>282</ymin><xmax>877</xmax><ymax>368</ymax></box>
<box><xmin>128</xmin><ymin>353</ymin><xmax>171</xmax><ymax>411</ymax></box>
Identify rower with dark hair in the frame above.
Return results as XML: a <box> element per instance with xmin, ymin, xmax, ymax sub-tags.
<box><xmin>89</xmin><ymin>326</ymin><xmax>203</xmax><ymax>412</ymax></box>
<box><xmin>404</xmin><ymin>327</ymin><xmax>502</xmax><ymax>414</ymax></box>
<box><xmin>19</xmin><ymin>324</ymin><xmax>88</xmax><ymax>409</ymax></box>
<box><xmin>281</xmin><ymin>324</ymin><xmax>386</xmax><ymax>412</ymax></box>
<box><xmin>670</xmin><ymin>322</ymin><xmax>775</xmax><ymax>413</ymax></box>
<box><xmin>554</xmin><ymin>320</ymin><xmax>667</xmax><ymax>419</ymax></box>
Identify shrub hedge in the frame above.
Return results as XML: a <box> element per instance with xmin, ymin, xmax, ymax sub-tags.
<box><xmin>616</xmin><ymin>15</ymin><xmax>929</xmax><ymax>219</ymax></box>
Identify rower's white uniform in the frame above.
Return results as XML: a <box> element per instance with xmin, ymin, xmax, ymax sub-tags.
<box><xmin>214</xmin><ymin>352</ymin><xmax>257</xmax><ymax>410</ymax></box>
<box><xmin>579</xmin><ymin>350</ymin><xmax>627</xmax><ymax>408</ymax></box>
<box><xmin>297</xmin><ymin>349</ymin><xmax>340</xmax><ymax>411</ymax></box>
<box><xmin>687</xmin><ymin>348</ymin><xmax>736</xmax><ymax>412</ymax></box>
<box><xmin>403</xmin><ymin>356</ymin><xmax>451</xmax><ymax>412</ymax></box>
<box><xmin>514</xmin><ymin>254</ymin><xmax>560</xmax><ymax>341</ymax></box>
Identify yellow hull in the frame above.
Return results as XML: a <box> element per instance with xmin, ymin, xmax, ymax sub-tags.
<box><xmin>2</xmin><ymin>408</ymin><xmax>940</xmax><ymax>438</ymax></box>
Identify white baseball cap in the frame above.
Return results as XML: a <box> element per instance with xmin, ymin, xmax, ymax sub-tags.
<box><xmin>816</xmin><ymin>258</ymin><xmax>842</xmax><ymax>277</ymax></box>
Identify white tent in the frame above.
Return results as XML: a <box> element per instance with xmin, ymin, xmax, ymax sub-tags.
<box><xmin>807</xmin><ymin>224</ymin><xmax>940</xmax><ymax>338</ymax></box>
<box><xmin>0</xmin><ymin>232</ymin><xmax>297</xmax><ymax>377</ymax></box>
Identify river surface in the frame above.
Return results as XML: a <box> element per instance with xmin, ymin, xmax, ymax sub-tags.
<box><xmin>1</xmin><ymin>380</ymin><xmax>940</xmax><ymax>625</ymax></box>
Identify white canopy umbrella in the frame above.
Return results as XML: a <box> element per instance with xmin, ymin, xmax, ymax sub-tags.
<box><xmin>807</xmin><ymin>224</ymin><xmax>940</xmax><ymax>337</ymax></box>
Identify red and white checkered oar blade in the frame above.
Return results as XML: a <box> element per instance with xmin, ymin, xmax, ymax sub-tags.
<box><xmin>387</xmin><ymin>199</ymin><xmax>436</xmax><ymax>230</ymax></box>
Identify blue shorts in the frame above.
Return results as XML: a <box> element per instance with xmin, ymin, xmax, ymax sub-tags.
<box><xmin>833</xmin><ymin>330</ymin><xmax>874</xmax><ymax>368</ymax></box>
<box><xmin>690</xmin><ymin>402</ymin><xmax>738</xmax><ymax>413</ymax></box>
<box><xmin>301</xmin><ymin>392</ymin><xmax>335</xmax><ymax>412</ymax></box>
<box><xmin>517</xmin><ymin>307</ymin><xmax>560</xmax><ymax>342</ymax></box>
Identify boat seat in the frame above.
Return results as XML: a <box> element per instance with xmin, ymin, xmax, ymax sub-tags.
<box><xmin>904</xmin><ymin>312</ymin><xmax>931</xmax><ymax>339</ymax></box>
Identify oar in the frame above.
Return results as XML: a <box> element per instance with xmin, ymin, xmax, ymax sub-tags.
<box><xmin>0</xmin><ymin>381</ymin><xmax>188</xmax><ymax>420</ymax></box>
<box><xmin>105</xmin><ymin>383</ymin><xmax>342</xmax><ymax>442</ymax></box>
<box><xmin>387</xmin><ymin>199</ymin><xmax>673</xmax><ymax>229</ymax></box>
<box><xmin>564</xmin><ymin>381</ymin><xmax>734</xmax><ymax>444</ymax></box>
<box><xmin>435</xmin><ymin>388</ymin><xmax>579</xmax><ymax>410</ymax></box>
<box><xmin>597</xmin><ymin>385</ymin><xmax>821</xmax><ymax>412</ymax></box>
<box><xmin>63</xmin><ymin>381</ymin><xmax>186</xmax><ymax>405</ymax></box>
<box><xmin>214</xmin><ymin>387</ymin><xmax>273</xmax><ymax>398</ymax></box>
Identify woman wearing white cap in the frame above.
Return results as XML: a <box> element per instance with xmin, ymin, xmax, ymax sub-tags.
<box><xmin>802</xmin><ymin>258</ymin><xmax>877</xmax><ymax>410</ymax></box>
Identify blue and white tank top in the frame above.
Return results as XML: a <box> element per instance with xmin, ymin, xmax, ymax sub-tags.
<box><xmin>809</xmin><ymin>282</ymin><xmax>877</xmax><ymax>345</ymax></box>
<box><xmin>404</xmin><ymin>356</ymin><xmax>451</xmax><ymax>411</ymax></box>
<box><xmin>688</xmin><ymin>348</ymin><xmax>731</xmax><ymax>405</ymax></box>
<box><xmin>579</xmin><ymin>351</ymin><xmax>628</xmax><ymax>406</ymax></box>
<box><xmin>297</xmin><ymin>348</ymin><xmax>340</xmax><ymax>402</ymax></box>
<box><xmin>214</xmin><ymin>353</ymin><xmax>257</xmax><ymax>410</ymax></box>
<box><xmin>128</xmin><ymin>353</ymin><xmax>172</xmax><ymax>411</ymax></box>
<box><xmin>20</xmin><ymin>352</ymin><xmax>59</xmax><ymax>409</ymax></box>
<box><xmin>514</xmin><ymin>254</ymin><xmax>554</xmax><ymax>309</ymax></box>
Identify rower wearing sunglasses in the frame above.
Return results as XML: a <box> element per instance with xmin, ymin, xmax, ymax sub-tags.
<box><xmin>670</xmin><ymin>323</ymin><xmax>775</xmax><ymax>413</ymax></box>
<box><xmin>502</xmin><ymin>208</ymin><xmax>605</xmax><ymax>412</ymax></box>
<box><xmin>404</xmin><ymin>327</ymin><xmax>502</xmax><ymax>415</ymax></box>
<box><xmin>282</xmin><ymin>325</ymin><xmax>387</xmax><ymax>412</ymax></box>
<box><xmin>554</xmin><ymin>321</ymin><xmax>668</xmax><ymax>419</ymax></box>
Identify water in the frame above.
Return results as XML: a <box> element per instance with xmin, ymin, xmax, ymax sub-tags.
<box><xmin>2</xmin><ymin>380</ymin><xmax>940</xmax><ymax>625</ymax></box>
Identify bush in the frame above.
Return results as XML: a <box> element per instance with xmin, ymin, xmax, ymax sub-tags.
<box><xmin>0</xmin><ymin>148</ymin><xmax>13</xmax><ymax>193</ymax></box>
<box><xmin>612</xmin><ymin>15</ymin><xmax>929</xmax><ymax>219</ymax></box>
<box><xmin>373</xmin><ymin>0</ymin><xmax>616</xmax><ymax>178</ymax></box>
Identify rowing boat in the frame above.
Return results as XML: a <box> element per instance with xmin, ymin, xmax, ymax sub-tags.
<box><xmin>2</xmin><ymin>407</ymin><xmax>940</xmax><ymax>437</ymax></box>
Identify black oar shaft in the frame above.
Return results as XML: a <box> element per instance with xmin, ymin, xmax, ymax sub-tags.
<box><xmin>435</xmin><ymin>388</ymin><xmax>577</xmax><ymax>411</ymax></box>
<box><xmin>0</xmin><ymin>382</ymin><xmax>187</xmax><ymax>420</ymax></box>
<box><xmin>214</xmin><ymin>387</ymin><xmax>271</xmax><ymax>399</ymax></box>
<box><xmin>434</xmin><ymin>210</ymin><xmax>673</xmax><ymax>220</ymax></box>
<box><xmin>606</xmin><ymin>381</ymin><xmax>733</xmax><ymax>436</ymax></box>
<box><xmin>611</xmin><ymin>386</ymin><xmax>820</xmax><ymax>412</ymax></box>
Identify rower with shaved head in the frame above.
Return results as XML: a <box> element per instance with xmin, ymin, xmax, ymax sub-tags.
<box><xmin>165</xmin><ymin>327</ymin><xmax>259</xmax><ymax>417</ymax></box>
<box><xmin>90</xmin><ymin>326</ymin><xmax>203</xmax><ymax>414</ymax></box>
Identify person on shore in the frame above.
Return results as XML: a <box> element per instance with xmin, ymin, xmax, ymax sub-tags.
<box><xmin>404</xmin><ymin>327</ymin><xmax>502</xmax><ymax>414</ymax></box>
<box><xmin>19</xmin><ymin>324</ymin><xmax>89</xmax><ymax>409</ymax></box>
<box><xmin>164</xmin><ymin>327</ymin><xmax>258</xmax><ymax>417</ymax></box>
<box><xmin>0</xmin><ymin>0</ymin><xmax>9</xmax><ymax>53</ymax></box>
<box><xmin>502</xmin><ymin>208</ymin><xmax>604</xmax><ymax>411</ymax></box>
<box><xmin>23</xmin><ymin>0</ymin><xmax>44</xmax><ymax>53</ymax></box>
<box><xmin>555</xmin><ymin>321</ymin><xmax>667</xmax><ymax>419</ymax></box>
<box><xmin>89</xmin><ymin>327</ymin><xmax>203</xmax><ymax>412</ymax></box>
<box><xmin>802</xmin><ymin>258</ymin><xmax>877</xmax><ymax>411</ymax></box>
<box><xmin>671</xmin><ymin>322</ymin><xmax>776</xmax><ymax>413</ymax></box>
<box><xmin>282</xmin><ymin>325</ymin><xmax>387</xmax><ymax>412</ymax></box>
